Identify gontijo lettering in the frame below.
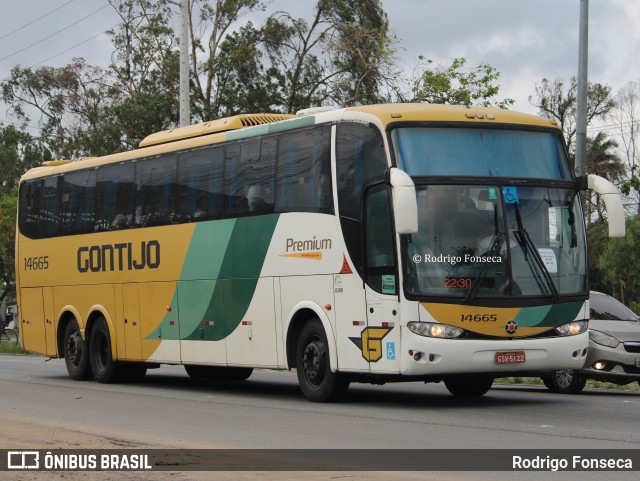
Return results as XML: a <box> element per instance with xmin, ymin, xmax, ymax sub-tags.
<box><xmin>77</xmin><ymin>241</ymin><xmax>160</xmax><ymax>273</ymax></box>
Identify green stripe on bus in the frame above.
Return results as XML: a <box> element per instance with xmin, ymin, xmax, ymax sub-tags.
<box><xmin>513</xmin><ymin>305</ymin><xmax>552</xmax><ymax>327</ymax></box>
<box><xmin>146</xmin><ymin>215</ymin><xmax>280</xmax><ymax>342</ymax></box>
<box><xmin>513</xmin><ymin>302</ymin><xmax>583</xmax><ymax>327</ymax></box>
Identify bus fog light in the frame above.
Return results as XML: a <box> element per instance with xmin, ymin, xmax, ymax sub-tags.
<box><xmin>593</xmin><ymin>361</ymin><xmax>607</xmax><ymax>370</ymax></box>
<box><xmin>408</xmin><ymin>322</ymin><xmax>463</xmax><ymax>339</ymax></box>
<box><xmin>555</xmin><ymin>320</ymin><xmax>588</xmax><ymax>337</ymax></box>
<box><xmin>413</xmin><ymin>351</ymin><xmax>422</xmax><ymax>361</ymax></box>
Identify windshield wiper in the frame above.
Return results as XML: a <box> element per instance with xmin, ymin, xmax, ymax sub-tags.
<box><xmin>464</xmin><ymin>232</ymin><xmax>504</xmax><ymax>302</ymax></box>
<box><xmin>512</xmin><ymin>203</ymin><xmax>560</xmax><ymax>301</ymax></box>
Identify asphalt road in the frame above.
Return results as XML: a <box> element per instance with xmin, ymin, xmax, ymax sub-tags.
<box><xmin>1</xmin><ymin>354</ymin><xmax>639</xmax><ymax>480</ymax></box>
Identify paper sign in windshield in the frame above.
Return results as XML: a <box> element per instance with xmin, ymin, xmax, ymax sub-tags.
<box><xmin>537</xmin><ymin>248</ymin><xmax>558</xmax><ymax>273</ymax></box>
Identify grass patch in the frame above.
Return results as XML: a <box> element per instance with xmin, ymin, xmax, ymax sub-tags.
<box><xmin>495</xmin><ymin>376</ymin><xmax>640</xmax><ymax>392</ymax></box>
<box><xmin>0</xmin><ymin>340</ymin><xmax>28</xmax><ymax>355</ymax></box>
<box><xmin>495</xmin><ymin>377</ymin><xmax>544</xmax><ymax>386</ymax></box>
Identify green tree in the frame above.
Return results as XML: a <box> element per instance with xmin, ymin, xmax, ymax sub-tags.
<box><xmin>599</xmin><ymin>216</ymin><xmax>640</xmax><ymax>310</ymax></box>
<box><xmin>0</xmin><ymin>59</ymin><xmax>118</xmax><ymax>158</ymax></box>
<box><xmin>0</xmin><ymin>188</ymin><xmax>17</xmax><ymax>302</ymax></box>
<box><xmin>108</xmin><ymin>0</ymin><xmax>179</xmax><ymax>148</ymax></box>
<box><xmin>610</xmin><ymin>81</ymin><xmax>640</xmax><ymax>215</ymax></box>
<box><xmin>263</xmin><ymin>0</ymin><xmax>397</xmax><ymax>112</ymax></box>
<box><xmin>585</xmin><ymin>132</ymin><xmax>625</xmax><ymax>222</ymax></box>
<box><xmin>321</xmin><ymin>0</ymin><xmax>397</xmax><ymax>106</ymax></box>
<box><xmin>529</xmin><ymin>77</ymin><xmax>615</xmax><ymax>158</ymax></box>
<box><xmin>404</xmin><ymin>56</ymin><xmax>514</xmax><ymax>108</ymax></box>
<box><xmin>0</xmin><ymin>124</ymin><xmax>50</xmax><ymax>192</ymax></box>
<box><xmin>586</xmin><ymin>220</ymin><xmax>609</xmax><ymax>295</ymax></box>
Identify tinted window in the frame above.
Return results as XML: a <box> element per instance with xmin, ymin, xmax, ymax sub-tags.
<box><xmin>95</xmin><ymin>163</ymin><xmax>135</xmax><ymax>231</ymax></box>
<box><xmin>135</xmin><ymin>155</ymin><xmax>177</xmax><ymax>226</ymax></box>
<box><xmin>336</xmin><ymin>123</ymin><xmax>387</xmax><ymax>220</ymax></box>
<box><xmin>60</xmin><ymin>170</ymin><xmax>95</xmax><ymax>235</ymax></box>
<box><xmin>41</xmin><ymin>177</ymin><xmax>60</xmax><ymax>237</ymax></box>
<box><xmin>248</xmin><ymin>137</ymin><xmax>276</xmax><ymax>215</ymax></box>
<box><xmin>223</xmin><ymin>139</ymin><xmax>275</xmax><ymax>217</ymax></box>
<box><xmin>177</xmin><ymin>146</ymin><xmax>223</xmax><ymax>221</ymax></box>
<box><xmin>365</xmin><ymin>185</ymin><xmax>396</xmax><ymax>294</ymax></box>
<box><xmin>276</xmin><ymin>126</ymin><xmax>333</xmax><ymax>214</ymax></box>
<box><xmin>393</xmin><ymin>128</ymin><xmax>572</xmax><ymax>179</ymax></box>
<box><xmin>19</xmin><ymin>180</ymin><xmax>44</xmax><ymax>239</ymax></box>
<box><xmin>223</xmin><ymin>143</ymin><xmax>244</xmax><ymax>216</ymax></box>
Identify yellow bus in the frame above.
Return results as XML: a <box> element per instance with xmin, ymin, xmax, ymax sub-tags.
<box><xmin>15</xmin><ymin>104</ymin><xmax>625</xmax><ymax>402</ymax></box>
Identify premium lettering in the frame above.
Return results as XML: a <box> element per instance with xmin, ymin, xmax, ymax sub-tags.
<box><xmin>77</xmin><ymin>241</ymin><xmax>160</xmax><ymax>272</ymax></box>
<box><xmin>285</xmin><ymin>236</ymin><xmax>332</xmax><ymax>252</ymax></box>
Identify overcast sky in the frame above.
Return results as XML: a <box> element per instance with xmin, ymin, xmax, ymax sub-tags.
<box><xmin>1</xmin><ymin>0</ymin><xmax>639</xmax><ymax>132</ymax></box>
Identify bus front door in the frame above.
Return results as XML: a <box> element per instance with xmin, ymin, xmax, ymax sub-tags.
<box><xmin>364</xmin><ymin>185</ymin><xmax>401</xmax><ymax>373</ymax></box>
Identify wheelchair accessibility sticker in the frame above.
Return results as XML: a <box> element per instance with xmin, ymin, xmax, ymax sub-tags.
<box><xmin>386</xmin><ymin>342</ymin><xmax>396</xmax><ymax>360</ymax></box>
<box><xmin>503</xmin><ymin>187</ymin><xmax>519</xmax><ymax>204</ymax></box>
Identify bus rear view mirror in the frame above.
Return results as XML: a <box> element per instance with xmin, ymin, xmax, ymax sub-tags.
<box><xmin>389</xmin><ymin>168</ymin><xmax>418</xmax><ymax>234</ymax></box>
<box><xmin>578</xmin><ymin>174</ymin><xmax>626</xmax><ymax>238</ymax></box>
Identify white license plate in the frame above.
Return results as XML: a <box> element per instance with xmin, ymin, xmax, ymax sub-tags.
<box><xmin>495</xmin><ymin>351</ymin><xmax>526</xmax><ymax>364</ymax></box>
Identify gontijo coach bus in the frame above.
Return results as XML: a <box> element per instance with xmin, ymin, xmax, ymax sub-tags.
<box><xmin>16</xmin><ymin>104</ymin><xmax>626</xmax><ymax>402</ymax></box>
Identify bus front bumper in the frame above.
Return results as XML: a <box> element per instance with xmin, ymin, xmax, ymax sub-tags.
<box><xmin>400</xmin><ymin>328</ymin><xmax>589</xmax><ymax>376</ymax></box>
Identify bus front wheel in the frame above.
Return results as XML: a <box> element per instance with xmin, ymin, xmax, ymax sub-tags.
<box><xmin>63</xmin><ymin>319</ymin><xmax>91</xmax><ymax>380</ymax></box>
<box><xmin>295</xmin><ymin>320</ymin><xmax>349</xmax><ymax>402</ymax></box>
<box><xmin>444</xmin><ymin>375</ymin><xmax>493</xmax><ymax>397</ymax></box>
<box><xmin>89</xmin><ymin>317</ymin><xmax>123</xmax><ymax>383</ymax></box>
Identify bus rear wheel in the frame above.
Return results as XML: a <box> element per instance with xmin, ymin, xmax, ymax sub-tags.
<box><xmin>295</xmin><ymin>319</ymin><xmax>349</xmax><ymax>402</ymax></box>
<box><xmin>63</xmin><ymin>318</ymin><xmax>91</xmax><ymax>380</ymax></box>
<box><xmin>444</xmin><ymin>375</ymin><xmax>493</xmax><ymax>397</ymax></box>
<box><xmin>184</xmin><ymin>365</ymin><xmax>253</xmax><ymax>381</ymax></box>
<box><xmin>89</xmin><ymin>317</ymin><xmax>123</xmax><ymax>383</ymax></box>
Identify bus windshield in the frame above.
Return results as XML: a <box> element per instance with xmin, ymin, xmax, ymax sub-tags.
<box><xmin>403</xmin><ymin>184</ymin><xmax>587</xmax><ymax>300</ymax></box>
<box><xmin>392</xmin><ymin>127</ymin><xmax>573</xmax><ymax>179</ymax></box>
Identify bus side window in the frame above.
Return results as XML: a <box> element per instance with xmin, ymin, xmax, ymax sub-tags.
<box><xmin>364</xmin><ymin>185</ymin><xmax>397</xmax><ymax>294</ymax></box>
<box><xmin>223</xmin><ymin>143</ymin><xmax>246</xmax><ymax>217</ymax></box>
<box><xmin>19</xmin><ymin>180</ymin><xmax>43</xmax><ymax>239</ymax></box>
<box><xmin>135</xmin><ymin>155</ymin><xmax>177</xmax><ymax>227</ymax></box>
<box><xmin>41</xmin><ymin>176</ymin><xmax>60</xmax><ymax>238</ymax></box>
<box><xmin>60</xmin><ymin>170</ymin><xmax>95</xmax><ymax>235</ymax></box>
<box><xmin>177</xmin><ymin>146</ymin><xmax>223</xmax><ymax>221</ymax></box>
<box><xmin>248</xmin><ymin>137</ymin><xmax>276</xmax><ymax>214</ymax></box>
<box><xmin>336</xmin><ymin>123</ymin><xmax>387</xmax><ymax>220</ymax></box>
<box><xmin>336</xmin><ymin>123</ymin><xmax>387</xmax><ymax>276</ymax></box>
<box><xmin>95</xmin><ymin>163</ymin><xmax>135</xmax><ymax>231</ymax></box>
<box><xmin>275</xmin><ymin>126</ymin><xmax>333</xmax><ymax>214</ymax></box>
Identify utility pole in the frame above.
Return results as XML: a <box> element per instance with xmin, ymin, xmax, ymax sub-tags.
<box><xmin>575</xmin><ymin>0</ymin><xmax>589</xmax><ymax>176</ymax></box>
<box><xmin>168</xmin><ymin>0</ymin><xmax>190</xmax><ymax>127</ymax></box>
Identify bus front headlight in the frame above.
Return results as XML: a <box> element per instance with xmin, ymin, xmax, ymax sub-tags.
<box><xmin>408</xmin><ymin>322</ymin><xmax>464</xmax><ymax>339</ymax></box>
<box><xmin>555</xmin><ymin>320</ymin><xmax>588</xmax><ymax>337</ymax></box>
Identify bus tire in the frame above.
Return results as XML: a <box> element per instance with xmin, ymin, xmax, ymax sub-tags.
<box><xmin>547</xmin><ymin>369</ymin><xmax>585</xmax><ymax>394</ymax></box>
<box><xmin>184</xmin><ymin>365</ymin><xmax>253</xmax><ymax>381</ymax></box>
<box><xmin>63</xmin><ymin>319</ymin><xmax>91</xmax><ymax>380</ymax></box>
<box><xmin>444</xmin><ymin>375</ymin><xmax>493</xmax><ymax>397</ymax></box>
<box><xmin>89</xmin><ymin>317</ymin><xmax>123</xmax><ymax>383</ymax></box>
<box><xmin>295</xmin><ymin>319</ymin><xmax>349</xmax><ymax>402</ymax></box>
